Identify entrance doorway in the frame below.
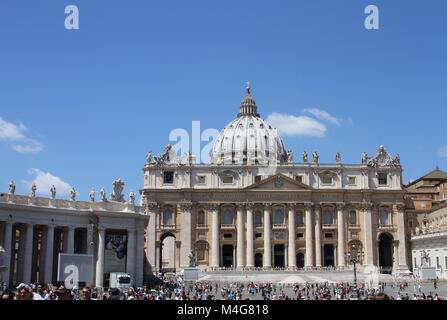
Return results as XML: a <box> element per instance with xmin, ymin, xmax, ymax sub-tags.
<box><xmin>297</xmin><ymin>253</ymin><xmax>305</xmax><ymax>268</ymax></box>
<box><xmin>323</xmin><ymin>244</ymin><xmax>335</xmax><ymax>267</ymax></box>
<box><xmin>379</xmin><ymin>233</ymin><xmax>393</xmax><ymax>274</ymax></box>
<box><xmin>255</xmin><ymin>253</ymin><xmax>263</xmax><ymax>268</ymax></box>
<box><xmin>222</xmin><ymin>245</ymin><xmax>234</xmax><ymax>267</ymax></box>
<box><xmin>274</xmin><ymin>244</ymin><xmax>285</xmax><ymax>268</ymax></box>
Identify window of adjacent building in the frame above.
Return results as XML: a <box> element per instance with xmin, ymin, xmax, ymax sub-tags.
<box><xmin>163</xmin><ymin>171</ymin><xmax>174</xmax><ymax>184</ymax></box>
<box><xmin>255</xmin><ymin>213</ymin><xmax>262</xmax><ymax>226</ymax></box>
<box><xmin>254</xmin><ymin>175</ymin><xmax>262</xmax><ymax>184</ymax></box>
<box><xmin>256</xmin><ymin>233</ymin><xmax>262</xmax><ymax>238</ymax></box>
<box><xmin>295</xmin><ymin>175</ymin><xmax>303</xmax><ymax>183</ymax></box>
<box><xmin>163</xmin><ymin>209</ymin><xmax>173</xmax><ymax>225</ymax></box>
<box><xmin>380</xmin><ymin>210</ymin><xmax>389</xmax><ymax>225</ymax></box>
<box><xmin>197</xmin><ymin>211</ymin><xmax>205</xmax><ymax>225</ymax></box>
<box><xmin>323</xmin><ymin>210</ymin><xmax>333</xmax><ymax>225</ymax></box>
<box><xmin>297</xmin><ymin>233</ymin><xmax>304</xmax><ymax>239</ymax></box>
<box><xmin>348</xmin><ymin>176</ymin><xmax>356</xmax><ymax>185</ymax></box>
<box><xmin>349</xmin><ymin>211</ymin><xmax>357</xmax><ymax>225</ymax></box>
<box><xmin>274</xmin><ymin>209</ymin><xmax>284</xmax><ymax>225</ymax></box>
<box><xmin>223</xmin><ymin>209</ymin><xmax>233</xmax><ymax>225</ymax></box>
<box><xmin>378</xmin><ymin>173</ymin><xmax>388</xmax><ymax>185</ymax></box>
<box><xmin>222</xmin><ymin>176</ymin><xmax>234</xmax><ymax>184</ymax></box>
<box><xmin>197</xmin><ymin>175</ymin><xmax>206</xmax><ymax>184</ymax></box>
<box><xmin>296</xmin><ymin>213</ymin><xmax>304</xmax><ymax>225</ymax></box>
<box><xmin>322</xmin><ymin>176</ymin><xmax>333</xmax><ymax>185</ymax></box>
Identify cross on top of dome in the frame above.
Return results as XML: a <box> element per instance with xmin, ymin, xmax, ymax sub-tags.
<box><xmin>238</xmin><ymin>81</ymin><xmax>260</xmax><ymax>117</ymax></box>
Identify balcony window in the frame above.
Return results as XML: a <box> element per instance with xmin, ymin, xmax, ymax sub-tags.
<box><xmin>255</xmin><ymin>213</ymin><xmax>262</xmax><ymax>226</ymax></box>
<box><xmin>223</xmin><ymin>209</ymin><xmax>233</xmax><ymax>225</ymax></box>
<box><xmin>323</xmin><ymin>210</ymin><xmax>333</xmax><ymax>225</ymax></box>
<box><xmin>349</xmin><ymin>211</ymin><xmax>357</xmax><ymax>225</ymax></box>
<box><xmin>380</xmin><ymin>210</ymin><xmax>389</xmax><ymax>225</ymax></box>
<box><xmin>163</xmin><ymin>209</ymin><xmax>173</xmax><ymax>225</ymax></box>
<box><xmin>296</xmin><ymin>213</ymin><xmax>304</xmax><ymax>225</ymax></box>
<box><xmin>274</xmin><ymin>209</ymin><xmax>284</xmax><ymax>225</ymax></box>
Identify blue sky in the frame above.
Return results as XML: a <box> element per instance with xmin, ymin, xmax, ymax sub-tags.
<box><xmin>0</xmin><ymin>0</ymin><xmax>446</xmax><ymax>202</ymax></box>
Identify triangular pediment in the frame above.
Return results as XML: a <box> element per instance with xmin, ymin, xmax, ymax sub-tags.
<box><xmin>245</xmin><ymin>173</ymin><xmax>313</xmax><ymax>191</ymax></box>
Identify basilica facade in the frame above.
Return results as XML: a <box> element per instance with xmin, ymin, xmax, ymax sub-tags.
<box><xmin>0</xmin><ymin>87</ymin><xmax>413</xmax><ymax>290</ymax></box>
<box><xmin>142</xmin><ymin>86</ymin><xmax>410</xmax><ymax>275</ymax></box>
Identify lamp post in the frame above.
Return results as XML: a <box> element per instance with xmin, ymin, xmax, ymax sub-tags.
<box><xmin>345</xmin><ymin>244</ymin><xmax>365</xmax><ymax>299</ymax></box>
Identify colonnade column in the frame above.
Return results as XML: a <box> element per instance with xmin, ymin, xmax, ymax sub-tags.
<box><xmin>180</xmin><ymin>203</ymin><xmax>193</xmax><ymax>268</ymax></box>
<box><xmin>305</xmin><ymin>203</ymin><xmax>313</xmax><ymax>267</ymax></box>
<box><xmin>2</xmin><ymin>222</ymin><xmax>13</xmax><ymax>288</ymax></box>
<box><xmin>126</xmin><ymin>229</ymin><xmax>136</xmax><ymax>281</ymax></box>
<box><xmin>236</xmin><ymin>204</ymin><xmax>244</xmax><ymax>269</ymax></box>
<box><xmin>23</xmin><ymin>223</ymin><xmax>34</xmax><ymax>284</ymax></box>
<box><xmin>210</xmin><ymin>204</ymin><xmax>220</xmax><ymax>268</ymax></box>
<box><xmin>337</xmin><ymin>204</ymin><xmax>346</xmax><ymax>267</ymax></box>
<box><xmin>245</xmin><ymin>203</ymin><xmax>254</xmax><ymax>268</ymax></box>
<box><xmin>287</xmin><ymin>204</ymin><xmax>296</xmax><ymax>269</ymax></box>
<box><xmin>314</xmin><ymin>205</ymin><xmax>322</xmax><ymax>267</ymax></box>
<box><xmin>95</xmin><ymin>227</ymin><xmax>105</xmax><ymax>288</ymax></box>
<box><xmin>135</xmin><ymin>227</ymin><xmax>145</xmax><ymax>287</ymax></box>
<box><xmin>263</xmin><ymin>203</ymin><xmax>272</xmax><ymax>269</ymax></box>
<box><xmin>146</xmin><ymin>202</ymin><xmax>158</xmax><ymax>272</ymax></box>
<box><xmin>396</xmin><ymin>203</ymin><xmax>409</xmax><ymax>273</ymax></box>
<box><xmin>66</xmin><ymin>226</ymin><xmax>75</xmax><ymax>254</ymax></box>
<box><xmin>44</xmin><ymin>225</ymin><xmax>55</xmax><ymax>285</ymax></box>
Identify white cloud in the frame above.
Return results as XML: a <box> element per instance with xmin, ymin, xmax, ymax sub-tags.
<box><xmin>0</xmin><ymin>117</ymin><xmax>43</xmax><ymax>153</ymax></box>
<box><xmin>266</xmin><ymin>112</ymin><xmax>327</xmax><ymax>137</ymax></box>
<box><xmin>438</xmin><ymin>146</ymin><xmax>447</xmax><ymax>158</ymax></box>
<box><xmin>302</xmin><ymin>108</ymin><xmax>340</xmax><ymax>125</ymax></box>
<box><xmin>22</xmin><ymin>168</ymin><xmax>72</xmax><ymax>196</ymax></box>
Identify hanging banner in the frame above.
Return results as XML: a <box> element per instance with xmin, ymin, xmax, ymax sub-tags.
<box><xmin>104</xmin><ymin>233</ymin><xmax>127</xmax><ymax>273</ymax></box>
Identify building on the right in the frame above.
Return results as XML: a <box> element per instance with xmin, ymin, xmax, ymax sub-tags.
<box><xmin>406</xmin><ymin>167</ymin><xmax>447</xmax><ymax>280</ymax></box>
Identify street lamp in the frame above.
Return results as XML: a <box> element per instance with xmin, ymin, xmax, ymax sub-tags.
<box><xmin>344</xmin><ymin>244</ymin><xmax>365</xmax><ymax>299</ymax></box>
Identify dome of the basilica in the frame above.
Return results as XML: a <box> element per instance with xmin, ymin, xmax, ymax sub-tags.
<box><xmin>210</xmin><ymin>85</ymin><xmax>288</xmax><ymax>165</ymax></box>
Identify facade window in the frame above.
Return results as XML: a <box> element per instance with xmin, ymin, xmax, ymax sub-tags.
<box><xmin>197</xmin><ymin>211</ymin><xmax>205</xmax><ymax>225</ymax></box>
<box><xmin>349</xmin><ymin>211</ymin><xmax>357</xmax><ymax>225</ymax></box>
<box><xmin>254</xmin><ymin>175</ymin><xmax>262</xmax><ymax>183</ymax></box>
<box><xmin>322</xmin><ymin>176</ymin><xmax>333</xmax><ymax>185</ymax></box>
<box><xmin>223</xmin><ymin>209</ymin><xmax>233</xmax><ymax>225</ymax></box>
<box><xmin>378</xmin><ymin>173</ymin><xmax>388</xmax><ymax>185</ymax></box>
<box><xmin>222</xmin><ymin>176</ymin><xmax>234</xmax><ymax>184</ymax></box>
<box><xmin>274</xmin><ymin>209</ymin><xmax>284</xmax><ymax>225</ymax></box>
<box><xmin>348</xmin><ymin>177</ymin><xmax>356</xmax><ymax>185</ymax></box>
<box><xmin>443</xmin><ymin>193</ymin><xmax>446</xmax><ymax>200</ymax></box>
<box><xmin>295</xmin><ymin>175</ymin><xmax>303</xmax><ymax>183</ymax></box>
<box><xmin>323</xmin><ymin>210</ymin><xmax>333</xmax><ymax>225</ymax></box>
<box><xmin>325</xmin><ymin>233</ymin><xmax>333</xmax><ymax>239</ymax></box>
<box><xmin>445</xmin><ymin>256</ymin><xmax>447</xmax><ymax>269</ymax></box>
<box><xmin>414</xmin><ymin>258</ymin><xmax>417</xmax><ymax>268</ymax></box>
<box><xmin>197</xmin><ymin>175</ymin><xmax>206</xmax><ymax>184</ymax></box>
<box><xmin>408</xmin><ymin>220</ymin><xmax>413</xmax><ymax>229</ymax></box>
<box><xmin>163</xmin><ymin>209</ymin><xmax>173</xmax><ymax>225</ymax></box>
<box><xmin>421</xmin><ymin>203</ymin><xmax>426</xmax><ymax>209</ymax></box>
<box><xmin>296</xmin><ymin>213</ymin><xmax>304</xmax><ymax>225</ymax></box>
<box><xmin>223</xmin><ymin>233</ymin><xmax>232</xmax><ymax>239</ymax></box>
<box><xmin>255</xmin><ymin>213</ymin><xmax>262</xmax><ymax>226</ymax></box>
<box><xmin>163</xmin><ymin>171</ymin><xmax>174</xmax><ymax>184</ymax></box>
<box><xmin>380</xmin><ymin>210</ymin><xmax>389</xmax><ymax>225</ymax></box>
<box><xmin>297</xmin><ymin>233</ymin><xmax>304</xmax><ymax>239</ymax></box>
<box><xmin>437</xmin><ymin>257</ymin><xmax>440</xmax><ymax>268</ymax></box>
<box><xmin>255</xmin><ymin>233</ymin><xmax>262</xmax><ymax>238</ymax></box>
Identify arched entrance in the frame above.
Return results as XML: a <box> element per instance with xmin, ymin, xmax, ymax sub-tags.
<box><xmin>297</xmin><ymin>253</ymin><xmax>305</xmax><ymax>268</ymax></box>
<box><xmin>323</xmin><ymin>244</ymin><xmax>335</xmax><ymax>267</ymax></box>
<box><xmin>222</xmin><ymin>244</ymin><xmax>234</xmax><ymax>267</ymax></box>
<box><xmin>255</xmin><ymin>253</ymin><xmax>263</xmax><ymax>268</ymax></box>
<box><xmin>160</xmin><ymin>233</ymin><xmax>176</xmax><ymax>273</ymax></box>
<box><xmin>274</xmin><ymin>244</ymin><xmax>285</xmax><ymax>268</ymax></box>
<box><xmin>379</xmin><ymin>233</ymin><xmax>394</xmax><ymax>274</ymax></box>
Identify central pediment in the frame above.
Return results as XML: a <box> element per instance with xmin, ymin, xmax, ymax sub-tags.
<box><xmin>245</xmin><ymin>173</ymin><xmax>313</xmax><ymax>191</ymax></box>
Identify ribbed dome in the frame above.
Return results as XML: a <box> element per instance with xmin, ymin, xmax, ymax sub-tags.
<box><xmin>210</xmin><ymin>86</ymin><xmax>287</xmax><ymax>165</ymax></box>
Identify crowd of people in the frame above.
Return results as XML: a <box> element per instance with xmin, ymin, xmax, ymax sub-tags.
<box><xmin>0</xmin><ymin>278</ymin><xmax>444</xmax><ymax>301</ymax></box>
